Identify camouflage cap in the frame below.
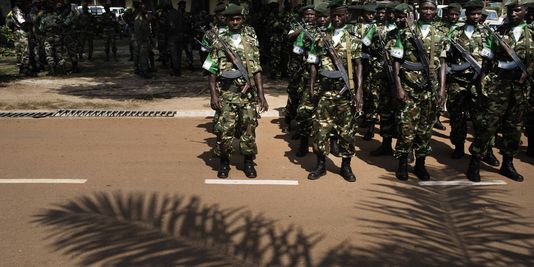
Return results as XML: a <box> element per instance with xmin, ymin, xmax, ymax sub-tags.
<box><xmin>299</xmin><ymin>4</ymin><xmax>315</xmax><ymax>13</ymax></box>
<box><xmin>446</xmin><ymin>3</ymin><xmax>462</xmax><ymax>12</ymax></box>
<box><xmin>394</xmin><ymin>3</ymin><xmax>413</xmax><ymax>14</ymax></box>
<box><xmin>221</xmin><ymin>3</ymin><xmax>244</xmax><ymax>16</ymax></box>
<box><xmin>463</xmin><ymin>0</ymin><xmax>483</xmax><ymax>9</ymax></box>
<box><xmin>314</xmin><ymin>2</ymin><xmax>330</xmax><ymax>16</ymax></box>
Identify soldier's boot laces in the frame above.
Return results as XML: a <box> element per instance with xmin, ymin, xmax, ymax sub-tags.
<box><xmin>330</xmin><ymin>137</ymin><xmax>340</xmax><ymax>157</ymax></box>
<box><xmin>340</xmin><ymin>157</ymin><xmax>356</xmax><ymax>182</ymax></box>
<box><xmin>466</xmin><ymin>156</ymin><xmax>481</xmax><ymax>182</ymax></box>
<box><xmin>363</xmin><ymin>123</ymin><xmax>375</xmax><ymax>141</ymax></box>
<box><xmin>308</xmin><ymin>154</ymin><xmax>326</xmax><ymax>180</ymax></box>
<box><xmin>414</xmin><ymin>156</ymin><xmax>430</xmax><ymax>181</ymax></box>
<box><xmin>451</xmin><ymin>143</ymin><xmax>465</xmax><ymax>159</ymax></box>
<box><xmin>370</xmin><ymin>137</ymin><xmax>393</xmax><ymax>156</ymax></box>
<box><xmin>499</xmin><ymin>156</ymin><xmax>524</xmax><ymax>182</ymax></box>
<box><xmin>396</xmin><ymin>155</ymin><xmax>409</xmax><ymax>181</ymax></box>
<box><xmin>296</xmin><ymin>136</ymin><xmax>309</xmax><ymax>157</ymax></box>
<box><xmin>482</xmin><ymin>149</ymin><xmax>500</xmax><ymax>166</ymax></box>
<box><xmin>217</xmin><ymin>157</ymin><xmax>230</xmax><ymax>179</ymax></box>
<box><xmin>243</xmin><ymin>156</ymin><xmax>257</xmax><ymax>178</ymax></box>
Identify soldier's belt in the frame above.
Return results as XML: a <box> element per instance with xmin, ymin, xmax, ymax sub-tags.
<box><xmin>319</xmin><ymin>70</ymin><xmax>342</xmax><ymax>79</ymax></box>
<box><xmin>448</xmin><ymin>62</ymin><xmax>471</xmax><ymax>72</ymax></box>
<box><xmin>401</xmin><ymin>61</ymin><xmax>425</xmax><ymax>71</ymax></box>
<box><xmin>221</xmin><ymin>70</ymin><xmax>242</xmax><ymax>79</ymax></box>
<box><xmin>497</xmin><ymin>60</ymin><xmax>518</xmax><ymax>70</ymax></box>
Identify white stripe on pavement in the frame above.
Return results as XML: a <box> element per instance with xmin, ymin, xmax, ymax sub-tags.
<box><xmin>0</xmin><ymin>179</ymin><xmax>87</xmax><ymax>184</ymax></box>
<box><xmin>205</xmin><ymin>179</ymin><xmax>298</xmax><ymax>185</ymax></box>
<box><xmin>419</xmin><ymin>180</ymin><xmax>507</xmax><ymax>186</ymax></box>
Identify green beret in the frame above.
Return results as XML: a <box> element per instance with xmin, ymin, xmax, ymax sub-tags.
<box><xmin>446</xmin><ymin>3</ymin><xmax>462</xmax><ymax>12</ymax></box>
<box><xmin>328</xmin><ymin>0</ymin><xmax>345</xmax><ymax>9</ymax></box>
<box><xmin>363</xmin><ymin>4</ymin><xmax>377</xmax><ymax>12</ymax></box>
<box><xmin>299</xmin><ymin>4</ymin><xmax>315</xmax><ymax>13</ymax></box>
<box><xmin>394</xmin><ymin>3</ymin><xmax>413</xmax><ymax>14</ymax></box>
<box><xmin>221</xmin><ymin>3</ymin><xmax>244</xmax><ymax>16</ymax></box>
<box><xmin>463</xmin><ymin>0</ymin><xmax>483</xmax><ymax>9</ymax></box>
<box><xmin>376</xmin><ymin>2</ymin><xmax>388</xmax><ymax>10</ymax></box>
<box><xmin>314</xmin><ymin>2</ymin><xmax>330</xmax><ymax>16</ymax></box>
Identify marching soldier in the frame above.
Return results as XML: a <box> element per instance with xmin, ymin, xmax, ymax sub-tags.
<box><xmin>6</xmin><ymin>0</ymin><xmax>33</xmax><ymax>76</ymax></box>
<box><xmin>101</xmin><ymin>2</ymin><xmax>119</xmax><ymax>61</ymax></box>
<box><xmin>132</xmin><ymin>1</ymin><xmax>153</xmax><ymax>78</ymax></box>
<box><xmin>467</xmin><ymin>0</ymin><xmax>534</xmax><ymax>182</ymax></box>
<box><xmin>78</xmin><ymin>1</ymin><xmax>94</xmax><ymax>60</ymax></box>
<box><xmin>60</xmin><ymin>1</ymin><xmax>80</xmax><ymax>73</ymax></box>
<box><xmin>40</xmin><ymin>2</ymin><xmax>65</xmax><ymax>76</ymax></box>
<box><xmin>307</xmin><ymin>0</ymin><xmax>363</xmax><ymax>182</ymax></box>
<box><xmin>390</xmin><ymin>1</ymin><xmax>448</xmax><ymax>181</ymax></box>
<box><xmin>203</xmin><ymin>3</ymin><xmax>269</xmax><ymax>179</ymax></box>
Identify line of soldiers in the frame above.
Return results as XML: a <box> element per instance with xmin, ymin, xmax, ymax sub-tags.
<box><xmin>5</xmin><ymin>0</ymin><xmax>120</xmax><ymax>76</ymax></box>
<box><xmin>205</xmin><ymin>0</ymin><xmax>533</xmax><ymax>183</ymax></box>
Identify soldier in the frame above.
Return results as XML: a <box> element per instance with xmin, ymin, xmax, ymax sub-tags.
<box><xmin>167</xmin><ymin>0</ymin><xmax>187</xmax><ymax>76</ymax></box>
<box><xmin>39</xmin><ymin>2</ymin><xmax>65</xmax><ymax>76</ymax></box>
<box><xmin>199</xmin><ymin>1</ymin><xmax>226</xmax><ymax>62</ymax></box>
<box><xmin>526</xmin><ymin>1</ymin><xmax>534</xmax><ymax>157</ymax></box>
<box><xmin>101</xmin><ymin>2</ymin><xmax>119</xmax><ymax>61</ymax></box>
<box><xmin>391</xmin><ymin>1</ymin><xmax>448</xmax><ymax>181</ymax></box>
<box><xmin>179</xmin><ymin>1</ymin><xmax>194</xmax><ymax>71</ymax></box>
<box><xmin>78</xmin><ymin>1</ymin><xmax>94</xmax><ymax>60</ymax></box>
<box><xmin>60</xmin><ymin>1</ymin><xmax>80</xmax><ymax>73</ymax></box>
<box><xmin>154</xmin><ymin>1</ymin><xmax>172</xmax><ymax>67</ymax></box>
<box><xmin>132</xmin><ymin>1</ymin><xmax>152</xmax><ymax>78</ymax></box>
<box><xmin>467</xmin><ymin>0</ymin><xmax>533</xmax><ymax>182</ymax></box>
<box><xmin>28</xmin><ymin>0</ymin><xmax>46</xmax><ymax>73</ymax></box>
<box><xmin>265</xmin><ymin>0</ymin><xmax>285</xmax><ymax>79</ymax></box>
<box><xmin>6</xmin><ymin>0</ymin><xmax>33</xmax><ymax>76</ymax></box>
<box><xmin>446</xmin><ymin>0</ymin><xmax>499</xmax><ymax>167</ymax></box>
<box><xmin>122</xmin><ymin>0</ymin><xmax>140</xmax><ymax>61</ymax></box>
<box><xmin>307</xmin><ymin>0</ymin><xmax>363</xmax><ymax>182</ymax></box>
<box><xmin>203</xmin><ymin>3</ymin><xmax>269</xmax><ymax>178</ymax></box>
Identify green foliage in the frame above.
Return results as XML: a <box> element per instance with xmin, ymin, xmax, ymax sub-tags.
<box><xmin>0</xmin><ymin>25</ymin><xmax>15</xmax><ymax>57</ymax></box>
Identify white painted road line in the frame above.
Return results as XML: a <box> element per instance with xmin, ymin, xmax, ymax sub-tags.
<box><xmin>419</xmin><ymin>180</ymin><xmax>507</xmax><ymax>186</ymax></box>
<box><xmin>0</xmin><ymin>179</ymin><xmax>87</xmax><ymax>184</ymax></box>
<box><xmin>205</xmin><ymin>179</ymin><xmax>299</xmax><ymax>185</ymax></box>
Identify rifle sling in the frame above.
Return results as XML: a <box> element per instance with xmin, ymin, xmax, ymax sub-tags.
<box><xmin>346</xmin><ymin>30</ymin><xmax>355</xmax><ymax>91</ymax></box>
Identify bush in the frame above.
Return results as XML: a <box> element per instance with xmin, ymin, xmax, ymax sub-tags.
<box><xmin>0</xmin><ymin>25</ymin><xmax>15</xmax><ymax>57</ymax></box>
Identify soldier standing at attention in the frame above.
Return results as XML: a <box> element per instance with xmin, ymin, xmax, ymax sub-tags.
<box><xmin>6</xmin><ymin>0</ymin><xmax>33</xmax><ymax>76</ymax></box>
<box><xmin>307</xmin><ymin>0</ymin><xmax>363</xmax><ymax>182</ymax></box>
<box><xmin>40</xmin><ymin>2</ymin><xmax>65</xmax><ymax>76</ymax></box>
<box><xmin>167</xmin><ymin>0</ymin><xmax>186</xmax><ymax>76</ymax></box>
<box><xmin>60</xmin><ymin>1</ymin><xmax>80</xmax><ymax>74</ymax></box>
<box><xmin>101</xmin><ymin>1</ymin><xmax>119</xmax><ymax>61</ymax></box>
<box><xmin>391</xmin><ymin>1</ymin><xmax>447</xmax><ymax>181</ymax></box>
<box><xmin>78</xmin><ymin>1</ymin><xmax>94</xmax><ymax>61</ymax></box>
<box><xmin>446</xmin><ymin>0</ymin><xmax>499</xmax><ymax>168</ymax></box>
<box><xmin>133</xmin><ymin>1</ymin><xmax>152</xmax><ymax>78</ymax></box>
<box><xmin>203</xmin><ymin>4</ymin><xmax>269</xmax><ymax>179</ymax></box>
<box><xmin>467</xmin><ymin>0</ymin><xmax>533</xmax><ymax>182</ymax></box>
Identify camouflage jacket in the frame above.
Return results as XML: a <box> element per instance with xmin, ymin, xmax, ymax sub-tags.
<box><xmin>100</xmin><ymin>11</ymin><xmax>118</xmax><ymax>31</ymax></box>
<box><xmin>484</xmin><ymin>21</ymin><xmax>534</xmax><ymax>79</ymax></box>
<box><xmin>201</xmin><ymin>24</ymin><xmax>227</xmax><ymax>52</ymax></box>
<box><xmin>39</xmin><ymin>12</ymin><xmax>62</xmax><ymax>35</ymax></box>
<box><xmin>447</xmin><ymin>22</ymin><xmax>489</xmax><ymax>82</ymax></box>
<box><xmin>390</xmin><ymin>21</ymin><xmax>448</xmax><ymax>89</ymax></box>
<box><xmin>363</xmin><ymin>21</ymin><xmax>397</xmax><ymax>66</ymax></box>
<box><xmin>202</xmin><ymin>25</ymin><xmax>262</xmax><ymax>89</ymax></box>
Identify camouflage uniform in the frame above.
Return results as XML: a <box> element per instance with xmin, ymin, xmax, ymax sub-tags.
<box><xmin>265</xmin><ymin>11</ymin><xmax>286</xmax><ymax>78</ymax></box>
<box><xmin>40</xmin><ymin>9</ymin><xmax>65</xmax><ymax>75</ymax></box>
<box><xmin>78</xmin><ymin>7</ymin><xmax>94</xmax><ymax>60</ymax></box>
<box><xmin>391</xmin><ymin>22</ymin><xmax>448</xmax><ymax>159</ymax></box>
<box><xmin>358</xmin><ymin>21</ymin><xmax>380</xmax><ymax>128</ymax></box>
<box><xmin>154</xmin><ymin>6</ymin><xmax>170</xmax><ymax>67</ymax></box>
<box><xmin>284</xmin><ymin>24</ymin><xmax>305</xmax><ymax>131</ymax></box>
<box><xmin>101</xmin><ymin>8</ymin><xmax>118</xmax><ymax>61</ymax></box>
<box><xmin>133</xmin><ymin>10</ymin><xmax>152</xmax><ymax>78</ymax></box>
<box><xmin>470</xmin><ymin>21</ymin><xmax>534</xmax><ymax>159</ymax></box>
<box><xmin>312</xmin><ymin>25</ymin><xmax>362</xmax><ymax>157</ymax></box>
<box><xmin>202</xmin><ymin>25</ymin><xmax>262</xmax><ymax>158</ymax></box>
<box><xmin>6</xmin><ymin>6</ymin><xmax>31</xmax><ymax>73</ymax></box>
<box><xmin>61</xmin><ymin>7</ymin><xmax>80</xmax><ymax>73</ymax></box>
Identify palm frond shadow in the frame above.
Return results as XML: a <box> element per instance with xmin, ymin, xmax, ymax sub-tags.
<box><xmin>33</xmin><ymin>192</ymin><xmax>323</xmax><ymax>267</ymax></box>
<box><xmin>320</xmin><ymin>172</ymin><xmax>534</xmax><ymax>266</ymax></box>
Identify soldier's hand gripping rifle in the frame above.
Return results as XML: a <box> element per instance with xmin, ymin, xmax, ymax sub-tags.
<box><xmin>202</xmin><ymin>28</ymin><xmax>253</xmax><ymax>94</ymax></box>
<box><xmin>449</xmin><ymin>38</ymin><xmax>482</xmax><ymax>81</ymax></box>
<box><xmin>317</xmin><ymin>29</ymin><xmax>353</xmax><ymax>97</ymax></box>
<box><xmin>483</xmin><ymin>24</ymin><xmax>534</xmax><ymax>84</ymax></box>
<box><xmin>407</xmin><ymin>24</ymin><xmax>431</xmax><ymax>89</ymax></box>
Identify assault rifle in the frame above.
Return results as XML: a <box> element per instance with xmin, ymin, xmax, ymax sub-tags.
<box><xmin>483</xmin><ymin>24</ymin><xmax>534</xmax><ymax>84</ymax></box>
<box><xmin>376</xmin><ymin>27</ymin><xmax>395</xmax><ymax>85</ymax></box>
<box><xmin>317</xmin><ymin>29</ymin><xmax>353</xmax><ymax>96</ymax></box>
<box><xmin>449</xmin><ymin>38</ymin><xmax>482</xmax><ymax>81</ymax></box>
<box><xmin>407</xmin><ymin>24</ymin><xmax>431</xmax><ymax>88</ymax></box>
<box><xmin>201</xmin><ymin>28</ymin><xmax>253</xmax><ymax>94</ymax></box>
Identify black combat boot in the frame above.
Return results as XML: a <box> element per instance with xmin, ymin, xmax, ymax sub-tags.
<box><xmin>414</xmin><ymin>156</ymin><xmax>430</xmax><ymax>181</ymax></box>
<box><xmin>466</xmin><ymin>156</ymin><xmax>481</xmax><ymax>182</ymax></box>
<box><xmin>499</xmin><ymin>156</ymin><xmax>524</xmax><ymax>182</ymax></box>
<box><xmin>396</xmin><ymin>155</ymin><xmax>409</xmax><ymax>181</ymax></box>
<box><xmin>283</xmin><ymin>116</ymin><xmax>292</xmax><ymax>132</ymax></box>
<box><xmin>482</xmin><ymin>149</ymin><xmax>500</xmax><ymax>166</ymax></box>
<box><xmin>330</xmin><ymin>137</ymin><xmax>340</xmax><ymax>157</ymax></box>
<box><xmin>363</xmin><ymin>123</ymin><xmax>375</xmax><ymax>141</ymax></box>
<box><xmin>308</xmin><ymin>154</ymin><xmax>326</xmax><ymax>180</ymax></box>
<box><xmin>451</xmin><ymin>143</ymin><xmax>465</xmax><ymax>159</ymax></box>
<box><xmin>243</xmin><ymin>155</ymin><xmax>257</xmax><ymax>178</ymax></box>
<box><xmin>296</xmin><ymin>136</ymin><xmax>309</xmax><ymax>157</ymax></box>
<box><xmin>370</xmin><ymin>137</ymin><xmax>393</xmax><ymax>156</ymax></box>
<box><xmin>340</xmin><ymin>157</ymin><xmax>356</xmax><ymax>182</ymax></box>
<box><xmin>217</xmin><ymin>157</ymin><xmax>230</xmax><ymax>179</ymax></box>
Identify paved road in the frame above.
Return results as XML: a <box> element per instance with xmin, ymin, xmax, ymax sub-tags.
<box><xmin>1</xmin><ymin>117</ymin><xmax>533</xmax><ymax>266</ymax></box>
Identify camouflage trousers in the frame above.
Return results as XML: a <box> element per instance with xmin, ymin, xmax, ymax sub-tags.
<box><xmin>268</xmin><ymin>38</ymin><xmax>282</xmax><ymax>76</ymax></box>
<box><xmin>313</xmin><ymin>79</ymin><xmax>356</xmax><ymax>157</ymax></box>
<box><xmin>296</xmin><ymin>82</ymin><xmax>315</xmax><ymax>137</ymax></box>
<box><xmin>133</xmin><ymin>39</ymin><xmax>151</xmax><ymax>75</ymax></box>
<box><xmin>43</xmin><ymin>34</ymin><xmax>65</xmax><ymax>67</ymax></box>
<box><xmin>102</xmin><ymin>28</ymin><xmax>117</xmax><ymax>57</ymax></box>
<box><xmin>377</xmin><ymin>71</ymin><xmax>396</xmax><ymax>138</ymax></box>
<box><xmin>78</xmin><ymin>32</ymin><xmax>93</xmax><ymax>58</ymax></box>
<box><xmin>63</xmin><ymin>33</ymin><xmax>79</xmax><ymax>66</ymax></box>
<box><xmin>394</xmin><ymin>82</ymin><xmax>438</xmax><ymax>158</ymax></box>
<box><xmin>469</xmin><ymin>74</ymin><xmax>530</xmax><ymax>157</ymax></box>
<box><xmin>284</xmin><ymin>56</ymin><xmax>304</xmax><ymax>120</ymax></box>
<box><xmin>14</xmin><ymin>29</ymin><xmax>30</xmax><ymax>67</ymax></box>
<box><xmin>446</xmin><ymin>81</ymin><xmax>478</xmax><ymax>146</ymax></box>
<box><xmin>213</xmin><ymin>90</ymin><xmax>259</xmax><ymax>158</ymax></box>
<box><xmin>363</xmin><ymin>62</ymin><xmax>381</xmax><ymax>124</ymax></box>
